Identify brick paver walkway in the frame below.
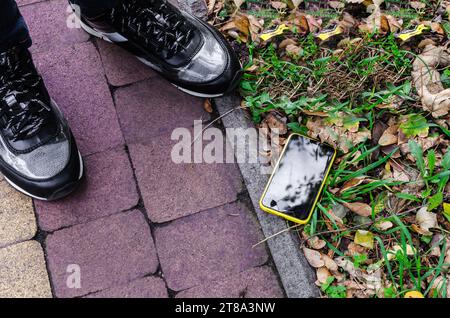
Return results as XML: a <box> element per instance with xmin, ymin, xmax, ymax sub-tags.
<box><xmin>0</xmin><ymin>0</ymin><xmax>284</xmax><ymax>298</ymax></box>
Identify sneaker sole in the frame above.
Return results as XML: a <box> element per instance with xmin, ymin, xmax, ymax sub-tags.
<box><xmin>78</xmin><ymin>17</ymin><xmax>237</xmax><ymax>98</ymax></box>
<box><xmin>3</xmin><ymin>151</ymin><xmax>84</xmax><ymax>201</ymax></box>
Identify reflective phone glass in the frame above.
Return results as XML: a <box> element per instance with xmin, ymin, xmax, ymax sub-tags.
<box><xmin>262</xmin><ymin>135</ymin><xmax>335</xmax><ymax>221</ymax></box>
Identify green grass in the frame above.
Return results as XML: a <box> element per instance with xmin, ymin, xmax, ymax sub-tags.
<box><xmin>216</xmin><ymin>0</ymin><xmax>450</xmax><ymax>298</ymax></box>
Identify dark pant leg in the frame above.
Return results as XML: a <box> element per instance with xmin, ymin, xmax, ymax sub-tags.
<box><xmin>0</xmin><ymin>0</ymin><xmax>31</xmax><ymax>53</ymax></box>
<box><xmin>71</xmin><ymin>0</ymin><xmax>119</xmax><ymax>17</ymax></box>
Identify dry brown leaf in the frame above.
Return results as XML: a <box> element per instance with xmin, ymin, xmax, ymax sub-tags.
<box><xmin>207</xmin><ymin>0</ymin><xmax>216</xmax><ymax>15</ymax></box>
<box><xmin>418</xmin><ymin>38</ymin><xmax>437</xmax><ymax>50</ymax></box>
<box><xmin>329</xmin><ymin>1</ymin><xmax>345</xmax><ymax>10</ymax></box>
<box><xmin>347</xmin><ymin>242</ymin><xmax>366</xmax><ymax>256</ymax></box>
<box><xmin>271</xmin><ymin>1</ymin><xmax>287</xmax><ymax>10</ymax></box>
<box><xmin>307</xmin><ymin>236</ymin><xmax>327</xmax><ymax>249</ymax></box>
<box><xmin>387</xmin><ymin>244</ymin><xmax>416</xmax><ymax>261</ymax></box>
<box><xmin>264</xmin><ymin>112</ymin><xmax>288</xmax><ymax>135</ymax></box>
<box><xmin>385</xmin><ymin>15</ymin><xmax>402</xmax><ymax>33</ymax></box>
<box><xmin>247</xmin><ymin>14</ymin><xmax>264</xmax><ymax>42</ymax></box>
<box><xmin>286</xmin><ymin>44</ymin><xmax>302</xmax><ymax>57</ymax></box>
<box><xmin>302</xmin><ymin>110</ymin><xmax>329</xmax><ymax>117</ymax></box>
<box><xmin>410</xmin><ymin>1</ymin><xmax>426</xmax><ymax>10</ymax></box>
<box><xmin>380</xmin><ymin>15</ymin><xmax>390</xmax><ymax>34</ymax></box>
<box><xmin>293</xmin><ymin>14</ymin><xmax>311</xmax><ymax>34</ymax></box>
<box><xmin>203</xmin><ymin>99</ymin><xmax>213</xmax><ymax>113</ymax></box>
<box><xmin>315</xmin><ymin>267</ymin><xmax>332</xmax><ymax>286</ymax></box>
<box><xmin>322</xmin><ymin>254</ymin><xmax>338</xmax><ymax>271</ymax></box>
<box><xmin>374</xmin><ymin>220</ymin><xmax>393</xmax><ymax>231</ymax></box>
<box><xmin>412</xmin><ymin>44</ymin><xmax>450</xmax><ymax>118</ymax></box>
<box><xmin>378</xmin><ymin>130</ymin><xmax>398</xmax><ymax>146</ymax></box>
<box><xmin>343</xmin><ymin>202</ymin><xmax>372</xmax><ymax>217</ymax></box>
<box><xmin>233</xmin><ymin>14</ymin><xmax>250</xmax><ymax>36</ymax></box>
<box><xmin>306</xmin><ymin>117</ymin><xmax>371</xmax><ymax>153</ymax></box>
<box><xmin>279</xmin><ymin>38</ymin><xmax>297</xmax><ymax>49</ymax></box>
<box><xmin>340</xmin><ymin>176</ymin><xmax>366</xmax><ymax>193</ymax></box>
<box><xmin>303</xmin><ymin>247</ymin><xmax>325</xmax><ymax>268</ymax></box>
<box><xmin>305</xmin><ymin>15</ymin><xmax>322</xmax><ymax>33</ymax></box>
<box><xmin>335</xmin><ymin>256</ymin><xmax>360</xmax><ymax>276</ymax></box>
<box><xmin>444</xmin><ymin>249</ymin><xmax>450</xmax><ymax>270</ymax></box>
<box><xmin>340</xmin><ymin>12</ymin><xmax>357</xmax><ymax>30</ymax></box>
<box><xmin>430</xmin><ymin>234</ymin><xmax>443</xmax><ymax>257</ymax></box>
<box><xmin>416</xmin><ymin>207</ymin><xmax>438</xmax><ymax>236</ymax></box>
<box><xmin>428</xmin><ymin>276</ymin><xmax>446</xmax><ymax>297</ymax></box>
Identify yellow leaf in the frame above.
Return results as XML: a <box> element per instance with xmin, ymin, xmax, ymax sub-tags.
<box><xmin>444</xmin><ymin>203</ymin><xmax>450</xmax><ymax>215</ymax></box>
<box><xmin>354</xmin><ymin>230</ymin><xmax>374</xmax><ymax>249</ymax></box>
<box><xmin>404</xmin><ymin>291</ymin><xmax>424</xmax><ymax>298</ymax></box>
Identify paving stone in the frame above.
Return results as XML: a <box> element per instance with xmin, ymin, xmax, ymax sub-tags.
<box><xmin>35</xmin><ymin>147</ymin><xmax>139</xmax><ymax>231</ymax></box>
<box><xmin>86</xmin><ymin>276</ymin><xmax>168</xmax><ymax>298</ymax></box>
<box><xmin>96</xmin><ymin>40</ymin><xmax>155</xmax><ymax>87</ymax></box>
<box><xmin>0</xmin><ymin>241</ymin><xmax>52</xmax><ymax>298</ymax></box>
<box><xmin>115</xmin><ymin>77</ymin><xmax>209</xmax><ymax>143</ymax></box>
<box><xmin>0</xmin><ymin>181</ymin><xmax>37</xmax><ymax>248</ymax></box>
<box><xmin>21</xmin><ymin>0</ymin><xmax>90</xmax><ymax>54</ymax></box>
<box><xmin>154</xmin><ymin>202</ymin><xmax>268</xmax><ymax>291</ymax></box>
<box><xmin>128</xmin><ymin>131</ymin><xmax>242</xmax><ymax>223</ymax></box>
<box><xmin>176</xmin><ymin>266</ymin><xmax>284</xmax><ymax>298</ymax></box>
<box><xmin>46</xmin><ymin>210</ymin><xmax>159</xmax><ymax>298</ymax></box>
<box><xmin>34</xmin><ymin>42</ymin><xmax>125</xmax><ymax>156</ymax></box>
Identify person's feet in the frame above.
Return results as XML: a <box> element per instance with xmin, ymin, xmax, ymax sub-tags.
<box><xmin>0</xmin><ymin>47</ymin><xmax>83</xmax><ymax>200</ymax></box>
<box><xmin>71</xmin><ymin>0</ymin><xmax>243</xmax><ymax>97</ymax></box>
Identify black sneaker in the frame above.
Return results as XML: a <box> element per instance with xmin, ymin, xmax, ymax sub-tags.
<box><xmin>71</xmin><ymin>0</ymin><xmax>243</xmax><ymax>97</ymax></box>
<box><xmin>0</xmin><ymin>47</ymin><xmax>84</xmax><ymax>201</ymax></box>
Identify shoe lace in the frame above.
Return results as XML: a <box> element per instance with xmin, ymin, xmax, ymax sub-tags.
<box><xmin>112</xmin><ymin>0</ymin><xmax>194</xmax><ymax>58</ymax></box>
<box><xmin>0</xmin><ymin>49</ymin><xmax>50</xmax><ymax>141</ymax></box>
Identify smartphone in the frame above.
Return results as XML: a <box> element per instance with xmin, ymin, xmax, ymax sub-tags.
<box><xmin>259</xmin><ymin>133</ymin><xmax>336</xmax><ymax>224</ymax></box>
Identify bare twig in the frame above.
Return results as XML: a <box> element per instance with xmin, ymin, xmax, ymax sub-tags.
<box><xmin>191</xmin><ymin>105</ymin><xmax>249</xmax><ymax>146</ymax></box>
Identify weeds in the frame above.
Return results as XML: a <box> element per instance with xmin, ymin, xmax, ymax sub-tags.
<box><xmin>210</xmin><ymin>0</ymin><xmax>450</xmax><ymax>298</ymax></box>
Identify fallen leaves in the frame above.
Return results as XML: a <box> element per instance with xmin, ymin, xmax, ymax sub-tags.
<box><xmin>306</xmin><ymin>117</ymin><xmax>371</xmax><ymax>153</ymax></box>
<box><xmin>302</xmin><ymin>247</ymin><xmax>325</xmax><ymax>268</ymax></box>
<box><xmin>214</xmin><ymin>0</ymin><xmax>450</xmax><ymax>299</ymax></box>
<box><xmin>404</xmin><ymin>291</ymin><xmax>424</xmax><ymax>298</ymax></box>
<box><xmin>221</xmin><ymin>13</ymin><xmax>263</xmax><ymax>43</ymax></box>
<box><xmin>354</xmin><ymin>230</ymin><xmax>374</xmax><ymax>249</ymax></box>
<box><xmin>307</xmin><ymin>235</ymin><xmax>327</xmax><ymax>249</ymax></box>
<box><xmin>415</xmin><ymin>207</ymin><xmax>438</xmax><ymax>235</ymax></box>
<box><xmin>412</xmin><ymin>44</ymin><xmax>450</xmax><ymax>118</ymax></box>
<box><xmin>387</xmin><ymin>244</ymin><xmax>416</xmax><ymax>261</ymax></box>
<box><xmin>374</xmin><ymin>220</ymin><xmax>393</xmax><ymax>231</ymax></box>
<box><xmin>340</xmin><ymin>176</ymin><xmax>366</xmax><ymax>193</ymax></box>
<box><xmin>203</xmin><ymin>99</ymin><xmax>213</xmax><ymax>113</ymax></box>
<box><xmin>343</xmin><ymin>202</ymin><xmax>373</xmax><ymax>217</ymax></box>
<box><xmin>378</xmin><ymin>129</ymin><xmax>398</xmax><ymax>146</ymax></box>
<box><xmin>263</xmin><ymin>112</ymin><xmax>288</xmax><ymax>135</ymax></box>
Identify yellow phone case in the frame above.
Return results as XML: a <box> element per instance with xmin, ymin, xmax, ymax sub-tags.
<box><xmin>259</xmin><ymin>133</ymin><xmax>337</xmax><ymax>225</ymax></box>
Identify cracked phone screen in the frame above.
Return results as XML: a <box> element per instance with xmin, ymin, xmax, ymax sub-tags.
<box><xmin>262</xmin><ymin>135</ymin><xmax>335</xmax><ymax>221</ymax></box>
